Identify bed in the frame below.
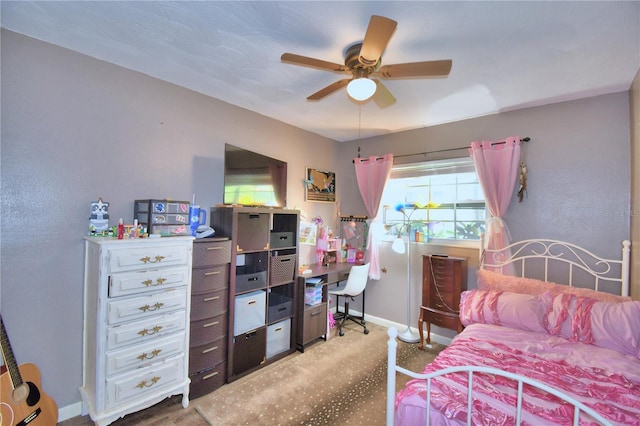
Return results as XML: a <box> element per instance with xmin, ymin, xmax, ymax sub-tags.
<box><xmin>386</xmin><ymin>239</ymin><xmax>638</xmax><ymax>425</ymax></box>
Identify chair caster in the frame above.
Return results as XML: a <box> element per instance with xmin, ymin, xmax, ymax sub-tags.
<box><xmin>339</xmin><ymin>330</ymin><xmax>345</xmax><ymax>336</ymax></box>
<box><xmin>364</xmin><ymin>328</ymin><xmax>369</xmax><ymax>334</ymax></box>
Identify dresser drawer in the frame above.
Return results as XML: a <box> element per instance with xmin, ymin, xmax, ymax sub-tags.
<box><xmin>192</xmin><ymin>265</ymin><xmax>229</xmax><ymax>294</ymax></box>
<box><xmin>105</xmin><ymin>356</ymin><xmax>185</xmax><ymax>409</ymax></box>
<box><xmin>189</xmin><ymin>335</ymin><xmax>226</xmax><ymax>374</ymax></box>
<box><xmin>108</xmin><ymin>245</ymin><xmax>190</xmax><ymax>273</ymax></box>
<box><xmin>108</xmin><ymin>288</ymin><xmax>188</xmax><ymax>325</ymax></box>
<box><xmin>106</xmin><ymin>333</ymin><xmax>185</xmax><ymax>376</ymax></box>
<box><xmin>326</xmin><ymin>270</ymin><xmax>350</xmax><ymax>285</ymax></box>
<box><xmin>190</xmin><ymin>314</ymin><xmax>227</xmax><ymax>344</ymax></box>
<box><xmin>302</xmin><ymin>303</ymin><xmax>327</xmax><ymax>344</ymax></box>
<box><xmin>109</xmin><ymin>266</ymin><xmax>190</xmax><ymax>298</ymax></box>
<box><xmin>422</xmin><ymin>308</ymin><xmax>459</xmax><ymax>330</ymax></box>
<box><xmin>431</xmin><ymin>278</ymin><xmax>455</xmax><ymax>294</ymax></box>
<box><xmin>427</xmin><ymin>291</ymin><xmax>456</xmax><ymax>311</ymax></box>
<box><xmin>189</xmin><ymin>363</ymin><xmax>226</xmax><ymax>399</ymax></box>
<box><xmin>106</xmin><ymin>311</ymin><xmax>186</xmax><ymax>351</ymax></box>
<box><xmin>193</xmin><ymin>240</ymin><xmax>231</xmax><ymax>268</ymax></box>
<box><xmin>191</xmin><ymin>289</ymin><xmax>228</xmax><ymax>322</ymax></box>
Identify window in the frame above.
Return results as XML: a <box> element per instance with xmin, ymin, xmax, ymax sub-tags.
<box><xmin>378</xmin><ymin>157</ymin><xmax>485</xmax><ymax>242</ymax></box>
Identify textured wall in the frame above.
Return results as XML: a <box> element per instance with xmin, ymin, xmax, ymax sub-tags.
<box><xmin>338</xmin><ymin>92</ymin><xmax>632</xmax><ymax>325</ymax></box>
<box><xmin>631</xmin><ymin>69</ymin><xmax>640</xmax><ymax>299</ymax></box>
<box><xmin>0</xmin><ymin>30</ymin><xmax>338</xmax><ymax>411</ymax></box>
<box><xmin>1</xmin><ymin>28</ymin><xmax>633</xmax><ymax>415</ymax></box>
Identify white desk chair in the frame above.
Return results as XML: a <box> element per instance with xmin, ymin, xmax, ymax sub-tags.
<box><xmin>329</xmin><ymin>263</ymin><xmax>370</xmax><ymax>336</ymax></box>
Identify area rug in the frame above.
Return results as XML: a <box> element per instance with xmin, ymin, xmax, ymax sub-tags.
<box><xmin>194</xmin><ymin>322</ymin><xmax>443</xmax><ymax>425</ymax></box>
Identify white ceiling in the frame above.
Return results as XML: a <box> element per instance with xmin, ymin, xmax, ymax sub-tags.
<box><xmin>2</xmin><ymin>1</ymin><xmax>639</xmax><ymax>142</ymax></box>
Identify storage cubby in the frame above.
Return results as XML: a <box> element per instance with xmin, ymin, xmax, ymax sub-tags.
<box><xmin>268</xmin><ymin>282</ymin><xmax>294</xmax><ymax>324</ymax></box>
<box><xmin>267</xmin><ymin>319</ymin><xmax>291</xmax><ymax>359</ymax></box>
<box><xmin>234</xmin><ymin>290</ymin><xmax>266</xmax><ymax>335</ymax></box>
<box><xmin>237</xmin><ymin>213</ymin><xmax>270</xmax><ymax>252</ymax></box>
<box><xmin>210</xmin><ymin>206</ymin><xmax>299</xmax><ymax>382</ymax></box>
<box><xmin>232</xmin><ymin>327</ymin><xmax>266</xmax><ymax>375</ymax></box>
<box><xmin>236</xmin><ymin>251</ymin><xmax>268</xmax><ymax>293</ymax></box>
<box><xmin>270</xmin><ymin>249</ymin><xmax>297</xmax><ymax>286</ymax></box>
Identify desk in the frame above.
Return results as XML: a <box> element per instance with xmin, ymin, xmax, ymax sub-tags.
<box><xmin>296</xmin><ymin>262</ymin><xmax>355</xmax><ymax>351</ymax></box>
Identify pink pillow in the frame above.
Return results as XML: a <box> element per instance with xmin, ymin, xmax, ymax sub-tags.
<box><xmin>542</xmin><ymin>292</ymin><xmax>640</xmax><ymax>358</ymax></box>
<box><xmin>459</xmin><ymin>289</ymin><xmax>547</xmax><ymax>333</ymax></box>
<box><xmin>476</xmin><ymin>269</ymin><xmax>630</xmax><ymax>303</ymax></box>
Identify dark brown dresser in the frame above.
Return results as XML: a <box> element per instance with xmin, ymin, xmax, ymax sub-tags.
<box><xmin>189</xmin><ymin>237</ymin><xmax>231</xmax><ymax>398</ymax></box>
<box><xmin>419</xmin><ymin>255</ymin><xmax>467</xmax><ymax>349</ymax></box>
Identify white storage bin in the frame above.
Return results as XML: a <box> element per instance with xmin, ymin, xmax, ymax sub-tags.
<box><xmin>234</xmin><ymin>290</ymin><xmax>266</xmax><ymax>336</ymax></box>
<box><xmin>266</xmin><ymin>318</ymin><xmax>291</xmax><ymax>359</ymax></box>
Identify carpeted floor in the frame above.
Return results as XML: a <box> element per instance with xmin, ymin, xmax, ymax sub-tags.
<box><xmin>61</xmin><ymin>322</ymin><xmax>443</xmax><ymax>425</ymax></box>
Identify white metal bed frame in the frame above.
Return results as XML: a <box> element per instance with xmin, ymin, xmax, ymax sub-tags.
<box><xmin>386</xmin><ymin>239</ymin><xmax>632</xmax><ymax>426</ymax></box>
<box><xmin>385</xmin><ymin>327</ymin><xmax>613</xmax><ymax>426</ymax></box>
<box><xmin>480</xmin><ymin>237</ymin><xmax>630</xmax><ymax>296</ymax></box>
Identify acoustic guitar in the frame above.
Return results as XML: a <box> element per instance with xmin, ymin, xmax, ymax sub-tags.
<box><xmin>0</xmin><ymin>315</ymin><xmax>58</xmax><ymax>426</ymax></box>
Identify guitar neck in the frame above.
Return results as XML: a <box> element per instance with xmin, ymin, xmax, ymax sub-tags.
<box><xmin>0</xmin><ymin>316</ymin><xmax>24</xmax><ymax>389</ymax></box>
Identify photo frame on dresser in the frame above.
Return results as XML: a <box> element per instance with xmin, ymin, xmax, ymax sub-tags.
<box><xmin>305</xmin><ymin>168</ymin><xmax>336</xmax><ymax>202</ymax></box>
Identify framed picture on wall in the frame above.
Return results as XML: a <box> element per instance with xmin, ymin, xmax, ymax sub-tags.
<box><xmin>305</xmin><ymin>168</ymin><xmax>336</xmax><ymax>203</ymax></box>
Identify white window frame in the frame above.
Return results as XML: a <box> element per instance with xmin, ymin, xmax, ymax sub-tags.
<box><xmin>378</xmin><ymin>157</ymin><xmax>485</xmax><ymax>248</ymax></box>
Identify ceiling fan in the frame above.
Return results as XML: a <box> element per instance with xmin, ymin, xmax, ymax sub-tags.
<box><xmin>281</xmin><ymin>15</ymin><xmax>452</xmax><ymax>107</ymax></box>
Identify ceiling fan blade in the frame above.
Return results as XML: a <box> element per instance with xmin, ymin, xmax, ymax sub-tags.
<box><xmin>372</xmin><ymin>79</ymin><xmax>396</xmax><ymax>108</ymax></box>
<box><xmin>307</xmin><ymin>79</ymin><xmax>350</xmax><ymax>100</ymax></box>
<box><xmin>376</xmin><ymin>60</ymin><xmax>452</xmax><ymax>78</ymax></box>
<box><xmin>359</xmin><ymin>15</ymin><xmax>397</xmax><ymax>66</ymax></box>
<box><xmin>281</xmin><ymin>53</ymin><xmax>349</xmax><ymax>73</ymax></box>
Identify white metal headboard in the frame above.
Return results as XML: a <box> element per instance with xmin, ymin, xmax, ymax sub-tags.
<box><xmin>479</xmin><ymin>238</ymin><xmax>631</xmax><ymax>297</ymax></box>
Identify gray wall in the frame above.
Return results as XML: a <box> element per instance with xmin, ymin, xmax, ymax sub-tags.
<box><xmin>1</xmin><ymin>29</ymin><xmax>632</xmax><ymax>414</ymax></box>
<box><xmin>1</xmin><ymin>30</ymin><xmax>339</xmax><ymax>410</ymax></box>
<box><xmin>337</xmin><ymin>91</ymin><xmax>631</xmax><ymax>332</ymax></box>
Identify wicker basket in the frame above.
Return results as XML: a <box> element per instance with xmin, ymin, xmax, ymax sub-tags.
<box><xmin>270</xmin><ymin>254</ymin><xmax>296</xmax><ymax>285</ymax></box>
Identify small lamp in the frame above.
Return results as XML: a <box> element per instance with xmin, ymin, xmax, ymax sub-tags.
<box><xmin>391</xmin><ymin>234</ymin><xmax>405</xmax><ymax>254</ymax></box>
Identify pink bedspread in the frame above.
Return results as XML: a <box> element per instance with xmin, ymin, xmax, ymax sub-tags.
<box><xmin>395</xmin><ymin>323</ymin><xmax>640</xmax><ymax>425</ymax></box>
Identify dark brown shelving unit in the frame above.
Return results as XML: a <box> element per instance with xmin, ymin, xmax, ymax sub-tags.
<box><xmin>210</xmin><ymin>206</ymin><xmax>300</xmax><ymax>382</ymax></box>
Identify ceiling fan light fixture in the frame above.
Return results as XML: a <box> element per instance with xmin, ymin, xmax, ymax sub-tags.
<box><xmin>347</xmin><ymin>77</ymin><xmax>376</xmax><ymax>101</ymax></box>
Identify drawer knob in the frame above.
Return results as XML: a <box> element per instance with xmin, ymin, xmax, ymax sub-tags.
<box><xmin>202</xmin><ymin>345</ymin><xmax>219</xmax><ymax>354</ymax></box>
<box><xmin>137</xmin><ymin>348</ymin><xmax>162</xmax><ymax>361</ymax></box>
<box><xmin>142</xmin><ymin>277</ymin><xmax>167</xmax><ymax>287</ymax></box>
<box><xmin>203</xmin><ymin>371</ymin><xmax>219</xmax><ymax>380</ymax></box>
<box><xmin>136</xmin><ymin>376</ymin><xmax>161</xmax><ymax>388</ymax></box>
<box><xmin>204</xmin><ymin>271</ymin><xmax>220</xmax><ymax>276</ymax></box>
<box><xmin>203</xmin><ymin>296</ymin><xmax>220</xmax><ymax>302</ymax></box>
<box><xmin>206</xmin><ymin>246</ymin><xmax>223</xmax><ymax>251</ymax></box>
<box><xmin>140</xmin><ymin>255</ymin><xmax>166</xmax><ymax>264</ymax></box>
<box><xmin>139</xmin><ymin>302</ymin><xmax>164</xmax><ymax>312</ymax></box>
<box><xmin>138</xmin><ymin>325</ymin><xmax>163</xmax><ymax>336</ymax></box>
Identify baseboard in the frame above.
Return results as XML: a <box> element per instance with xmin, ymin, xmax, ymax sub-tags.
<box><xmin>329</xmin><ymin>307</ymin><xmax>454</xmax><ymax>346</ymax></box>
<box><xmin>59</xmin><ymin>401</ymin><xmax>83</xmax><ymax>422</ymax></box>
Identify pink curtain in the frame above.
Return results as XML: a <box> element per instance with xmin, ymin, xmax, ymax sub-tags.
<box><xmin>354</xmin><ymin>154</ymin><xmax>394</xmax><ymax>279</ymax></box>
<box><xmin>469</xmin><ymin>137</ymin><xmax>521</xmax><ymax>272</ymax></box>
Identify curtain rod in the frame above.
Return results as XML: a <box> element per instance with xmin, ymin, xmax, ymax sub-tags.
<box><xmin>354</xmin><ymin>137</ymin><xmax>531</xmax><ymax>162</ymax></box>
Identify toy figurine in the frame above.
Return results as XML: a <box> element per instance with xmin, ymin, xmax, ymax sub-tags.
<box><xmin>89</xmin><ymin>198</ymin><xmax>110</xmax><ymax>235</ymax></box>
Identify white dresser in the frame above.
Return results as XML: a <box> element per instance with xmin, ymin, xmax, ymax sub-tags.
<box><xmin>81</xmin><ymin>236</ymin><xmax>193</xmax><ymax>426</ymax></box>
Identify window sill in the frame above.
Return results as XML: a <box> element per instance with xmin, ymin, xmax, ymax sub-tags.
<box><xmin>381</xmin><ymin>237</ymin><xmax>480</xmax><ymax>250</ymax></box>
